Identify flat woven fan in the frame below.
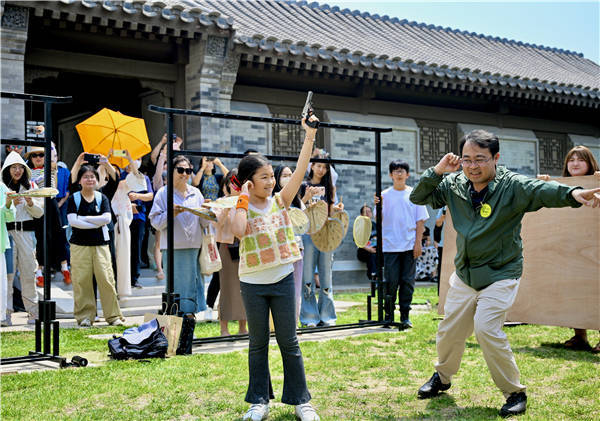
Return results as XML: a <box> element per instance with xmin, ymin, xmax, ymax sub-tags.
<box><xmin>311</xmin><ymin>217</ymin><xmax>344</xmax><ymax>252</ymax></box>
<box><xmin>305</xmin><ymin>200</ymin><xmax>328</xmax><ymax>234</ymax></box>
<box><xmin>331</xmin><ymin>210</ymin><xmax>349</xmax><ymax>236</ymax></box>
<box><xmin>202</xmin><ymin>196</ymin><xmax>238</xmax><ymax>209</ymax></box>
<box><xmin>288</xmin><ymin>207</ymin><xmax>310</xmax><ymax>235</ymax></box>
<box><xmin>353</xmin><ymin>215</ymin><xmax>372</xmax><ymax>248</ymax></box>
<box><xmin>11</xmin><ymin>187</ymin><xmax>58</xmax><ymax>198</ymax></box>
<box><xmin>176</xmin><ymin>205</ymin><xmax>217</xmax><ymax>222</ymax></box>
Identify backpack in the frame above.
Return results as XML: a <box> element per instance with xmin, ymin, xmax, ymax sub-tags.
<box><xmin>108</xmin><ymin>319</ymin><xmax>169</xmax><ymax>360</ymax></box>
<box><xmin>73</xmin><ymin>191</ymin><xmax>102</xmax><ymax>212</ymax></box>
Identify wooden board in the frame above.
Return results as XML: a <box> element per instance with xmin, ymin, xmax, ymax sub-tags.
<box><xmin>439</xmin><ymin>175</ymin><xmax>599</xmax><ymax>330</ymax></box>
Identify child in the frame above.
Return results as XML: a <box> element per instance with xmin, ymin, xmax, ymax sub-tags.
<box><xmin>231</xmin><ymin>115</ymin><xmax>320</xmax><ymax>421</ymax></box>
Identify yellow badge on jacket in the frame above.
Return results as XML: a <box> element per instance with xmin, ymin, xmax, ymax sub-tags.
<box><xmin>480</xmin><ymin>203</ymin><xmax>492</xmax><ymax>218</ymax></box>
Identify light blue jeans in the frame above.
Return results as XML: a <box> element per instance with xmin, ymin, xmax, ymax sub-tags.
<box><xmin>162</xmin><ymin>249</ymin><xmax>206</xmax><ymax>315</ymax></box>
<box><xmin>299</xmin><ymin>235</ymin><xmax>336</xmax><ymax>326</ymax></box>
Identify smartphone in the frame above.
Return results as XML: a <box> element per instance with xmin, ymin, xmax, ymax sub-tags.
<box><xmin>113</xmin><ymin>149</ymin><xmax>126</xmax><ymax>157</ymax></box>
<box><xmin>84</xmin><ymin>153</ymin><xmax>99</xmax><ymax>165</ymax></box>
<box><xmin>172</xmin><ymin>133</ymin><xmax>177</xmax><ymax>140</ymax></box>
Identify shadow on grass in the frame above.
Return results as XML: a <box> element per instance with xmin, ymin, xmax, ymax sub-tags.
<box><xmin>515</xmin><ymin>343</ymin><xmax>599</xmax><ymax>362</ymax></box>
<box><xmin>426</xmin><ymin>339</ymin><xmax>482</xmax><ymax>350</ymax></box>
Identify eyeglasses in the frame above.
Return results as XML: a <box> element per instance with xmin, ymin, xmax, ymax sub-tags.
<box><xmin>81</xmin><ymin>175</ymin><xmax>97</xmax><ymax>180</ymax></box>
<box><xmin>175</xmin><ymin>167</ymin><xmax>193</xmax><ymax>175</ymax></box>
<box><xmin>461</xmin><ymin>157</ymin><xmax>493</xmax><ymax>167</ymax></box>
<box><xmin>391</xmin><ymin>169</ymin><xmax>406</xmax><ymax>175</ymax></box>
<box><xmin>30</xmin><ymin>153</ymin><xmax>45</xmax><ymax>158</ymax></box>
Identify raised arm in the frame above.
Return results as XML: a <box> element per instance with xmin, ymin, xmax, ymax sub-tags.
<box><xmin>280</xmin><ymin>115</ymin><xmax>318</xmax><ymax>208</ymax></box>
<box><xmin>151</xmin><ymin>134</ymin><xmax>167</xmax><ymax>165</ymax></box>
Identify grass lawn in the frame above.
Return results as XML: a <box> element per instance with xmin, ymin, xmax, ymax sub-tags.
<box><xmin>1</xmin><ymin>287</ymin><xmax>598</xmax><ymax>420</ymax></box>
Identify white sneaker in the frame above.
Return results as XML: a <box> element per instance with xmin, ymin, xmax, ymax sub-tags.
<box><xmin>242</xmin><ymin>403</ymin><xmax>269</xmax><ymax>421</ymax></box>
<box><xmin>109</xmin><ymin>318</ymin><xmax>124</xmax><ymax>326</ymax></box>
<box><xmin>79</xmin><ymin>318</ymin><xmax>92</xmax><ymax>328</ymax></box>
<box><xmin>295</xmin><ymin>403</ymin><xmax>320</xmax><ymax>421</ymax></box>
<box><xmin>1</xmin><ymin>312</ymin><xmax>12</xmax><ymax>327</ymax></box>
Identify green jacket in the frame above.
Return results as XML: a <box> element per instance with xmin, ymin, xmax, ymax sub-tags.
<box><xmin>410</xmin><ymin>166</ymin><xmax>581</xmax><ymax>290</ymax></box>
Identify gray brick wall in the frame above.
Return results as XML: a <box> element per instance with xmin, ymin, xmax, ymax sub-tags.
<box><xmin>1</xmin><ymin>6</ymin><xmax>28</xmax><ymax>142</ymax></box>
<box><xmin>323</xmin><ymin>111</ymin><xmax>420</xmax><ymax>262</ymax></box>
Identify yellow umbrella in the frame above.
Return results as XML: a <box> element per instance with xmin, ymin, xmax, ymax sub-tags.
<box><xmin>75</xmin><ymin>108</ymin><xmax>151</xmax><ymax>168</ymax></box>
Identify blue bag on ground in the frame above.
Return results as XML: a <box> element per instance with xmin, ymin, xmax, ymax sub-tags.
<box><xmin>108</xmin><ymin>318</ymin><xmax>168</xmax><ymax>360</ymax></box>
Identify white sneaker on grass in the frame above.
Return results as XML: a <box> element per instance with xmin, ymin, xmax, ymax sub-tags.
<box><xmin>79</xmin><ymin>318</ymin><xmax>92</xmax><ymax>328</ymax></box>
<box><xmin>243</xmin><ymin>403</ymin><xmax>269</xmax><ymax>421</ymax></box>
<box><xmin>295</xmin><ymin>403</ymin><xmax>320</xmax><ymax>421</ymax></box>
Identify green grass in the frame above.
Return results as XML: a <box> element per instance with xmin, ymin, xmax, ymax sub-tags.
<box><xmin>1</xmin><ymin>287</ymin><xmax>599</xmax><ymax>420</ymax></box>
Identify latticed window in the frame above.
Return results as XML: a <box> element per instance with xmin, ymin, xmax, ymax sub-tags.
<box><xmin>270</xmin><ymin>106</ymin><xmax>324</xmax><ymax>156</ymax></box>
<box><xmin>417</xmin><ymin>120</ymin><xmax>457</xmax><ymax>170</ymax></box>
<box><xmin>535</xmin><ymin>131</ymin><xmax>572</xmax><ymax>176</ymax></box>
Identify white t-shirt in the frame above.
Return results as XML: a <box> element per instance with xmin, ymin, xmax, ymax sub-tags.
<box><xmin>238</xmin><ymin>196</ymin><xmax>295</xmax><ymax>285</ymax></box>
<box><xmin>381</xmin><ymin>186</ymin><xmax>429</xmax><ymax>253</ymax></box>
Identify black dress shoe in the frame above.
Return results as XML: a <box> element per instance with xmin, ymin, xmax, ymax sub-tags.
<box><xmin>132</xmin><ymin>282</ymin><xmax>143</xmax><ymax>289</ymax></box>
<box><xmin>499</xmin><ymin>392</ymin><xmax>527</xmax><ymax>417</ymax></box>
<box><xmin>400</xmin><ymin>319</ymin><xmax>413</xmax><ymax>330</ymax></box>
<box><xmin>418</xmin><ymin>372</ymin><xmax>451</xmax><ymax>399</ymax></box>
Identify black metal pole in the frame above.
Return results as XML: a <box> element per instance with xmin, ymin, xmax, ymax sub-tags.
<box><xmin>42</xmin><ymin>102</ymin><xmax>50</xmax><ymax>353</ymax></box>
<box><xmin>375</xmin><ymin>131</ymin><xmax>384</xmax><ymax>323</ymax></box>
<box><xmin>165</xmin><ymin>113</ymin><xmax>176</xmax><ymax>315</ymax></box>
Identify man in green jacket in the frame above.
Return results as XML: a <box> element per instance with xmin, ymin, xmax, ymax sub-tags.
<box><xmin>410</xmin><ymin>129</ymin><xmax>600</xmax><ymax>417</ymax></box>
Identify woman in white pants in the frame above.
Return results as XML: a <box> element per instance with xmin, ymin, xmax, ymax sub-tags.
<box><xmin>2</xmin><ymin>151</ymin><xmax>44</xmax><ymax>324</ymax></box>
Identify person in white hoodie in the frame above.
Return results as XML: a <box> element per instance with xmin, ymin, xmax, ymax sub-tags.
<box><xmin>1</xmin><ymin>151</ymin><xmax>44</xmax><ymax>324</ymax></box>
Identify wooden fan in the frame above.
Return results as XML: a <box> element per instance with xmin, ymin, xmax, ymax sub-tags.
<box><xmin>304</xmin><ymin>200</ymin><xmax>328</xmax><ymax>234</ymax></box>
<box><xmin>288</xmin><ymin>207</ymin><xmax>310</xmax><ymax>235</ymax></box>
<box><xmin>311</xmin><ymin>218</ymin><xmax>344</xmax><ymax>252</ymax></box>
<box><xmin>353</xmin><ymin>215</ymin><xmax>372</xmax><ymax>248</ymax></box>
<box><xmin>10</xmin><ymin>187</ymin><xmax>58</xmax><ymax>198</ymax></box>
<box><xmin>331</xmin><ymin>210</ymin><xmax>349</xmax><ymax>236</ymax></box>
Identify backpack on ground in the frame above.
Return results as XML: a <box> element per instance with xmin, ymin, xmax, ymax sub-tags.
<box><xmin>108</xmin><ymin>318</ymin><xmax>168</xmax><ymax>360</ymax></box>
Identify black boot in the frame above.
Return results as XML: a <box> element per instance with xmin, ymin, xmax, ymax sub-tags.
<box><xmin>400</xmin><ymin>311</ymin><xmax>412</xmax><ymax>330</ymax></box>
<box><xmin>499</xmin><ymin>392</ymin><xmax>527</xmax><ymax>417</ymax></box>
<box><xmin>418</xmin><ymin>372</ymin><xmax>451</xmax><ymax>399</ymax></box>
<box><xmin>176</xmin><ymin>316</ymin><xmax>196</xmax><ymax>355</ymax></box>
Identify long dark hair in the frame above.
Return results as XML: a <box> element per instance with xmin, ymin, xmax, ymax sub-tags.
<box><xmin>307</xmin><ymin>157</ymin><xmax>334</xmax><ymax>205</ymax></box>
<box><xmin>237</xmin><ymin>154</ymin><xmax>270</xmax><ymax>185</ymax></box>
<box><xmin>273</xmin><ymin>165</ymin><xmax>302</xmax><ymax>208</ymax></box>
<box><xmin>219</xmin><ymin>168</ymin><xmax>238</xmax><ymax>198</ymax></box>
<box><xmin>2</xmin><ymin>163</ymin><xmax>30</xmax><ymax>191</ymax></box>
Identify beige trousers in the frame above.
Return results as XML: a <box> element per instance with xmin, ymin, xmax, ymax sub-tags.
<box><xmin>435</xmin><ymin>272</ymin><xmax>526</xmax><ymax>397</ymax></box>
<box><xmin>7</xmin><ymin>230</ymin><xmax>38</xmax><ymax>318</ymax></box>
<box><xmin>71</xmin><ymin>244</ymin><xmax>122</xmax><ymax>324</ymax></box>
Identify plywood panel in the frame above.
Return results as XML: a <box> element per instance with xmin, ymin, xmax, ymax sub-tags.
<box><xmin>439</xmin><ymin>175</ymin><xmax>599</xmax><ymax>330</ymax></box>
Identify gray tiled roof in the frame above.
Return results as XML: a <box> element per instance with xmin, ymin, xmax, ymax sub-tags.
<box><xmin>20</xmin><ymin>0</ymin><xmax>600</xmax><ymax>100</ymax></box>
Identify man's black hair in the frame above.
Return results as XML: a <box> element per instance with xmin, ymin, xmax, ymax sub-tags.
<box><xmin>243</xmin><ymin>148</ymin><xmax>259</xmax><ymax>156</ymax></box>
<box><xmin>459</xmin><ymin>130</ymin><xmax>500</xmax><ymax>156</ymax></box>
<box><xmin>389</xmin><ymin>160</ymin><xmax>410</xmax><ymax>174</ymax></box>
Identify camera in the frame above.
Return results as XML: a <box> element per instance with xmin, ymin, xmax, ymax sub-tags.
<box><xmin>84</xmin><ymin>153</ymin><xmax>99</xmax><ymax>165</ymax></box>
<box><xmin>112</xmin><ymin>149</ymin><xmax>126</xmax><ymax>157</ymax></box>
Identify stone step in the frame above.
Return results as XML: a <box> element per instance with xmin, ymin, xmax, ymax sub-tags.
<box><xmin>118</xmin><ymin>294</ymin><xmax>162</xmax><ymax>308</ymax></box>
<box><xmin>99</xmin><ymin>304</ymin><xmax>162</xmax><ymax>318</ymax></box>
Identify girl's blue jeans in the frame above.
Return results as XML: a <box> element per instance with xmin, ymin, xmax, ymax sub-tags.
<box><xmin>299</xmin><ymin>235</ymin><xmax>336</xmax><ymax>326</ymax></box>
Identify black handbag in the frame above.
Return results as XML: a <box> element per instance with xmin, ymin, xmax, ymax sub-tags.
<box><xmin>108</xmin><ymin>319</ymin><xmax>168</xmax><ymax>360</ymax></box>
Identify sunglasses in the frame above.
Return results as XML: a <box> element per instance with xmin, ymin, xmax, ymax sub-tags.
<box><xmin>30</xmin><ymin>153</ymin><xmax>45</xmax><ymax>158</ymax></box>
<box><xmin>175</xmin><ymin>167</ymin><xmax>193</xmax><ymax>175</ymax></box>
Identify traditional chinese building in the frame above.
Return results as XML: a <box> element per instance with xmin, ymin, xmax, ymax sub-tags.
<box><xmin>2</xmin><ymin>0</ymin><xmax>599</xmax><ymax>276</ymax></box>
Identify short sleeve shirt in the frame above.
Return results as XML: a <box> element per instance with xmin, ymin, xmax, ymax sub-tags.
<box><xmin>67</xmin><ymin>193</ymin><xmax>111</xmax><ymax>246</ymax></box>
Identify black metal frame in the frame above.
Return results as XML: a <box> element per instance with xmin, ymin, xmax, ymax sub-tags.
<box><xmin>147</xmin><ymin>105</ymin><xmax>402</xmax><ymax>346</ymax></box>
<box><xmin>1</xmin><ymin>92</ymin><xmax>86</xmax><ymax>369</ymax></box>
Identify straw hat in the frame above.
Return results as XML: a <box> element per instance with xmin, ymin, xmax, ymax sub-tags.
<box><xmin>304</xmin><ymin>200</ymin><xmax>328</xmax><ymax>234</ymax></box>
<box><xmin>25</xmin><ymin>146</ymin><xmax>45</xmax><ymax>160</ymax></box>
<box><xmin>353</xmin><ymin>215</ymin><xmax>372</xmax><ymax>248</ymax></box>
<box><xmin>331</xmin><ymin>210</ymin><xmax>349</xmax><ymax>236</ymax></box>
<box><xmin>288</xmin><ymin>207</ymin><xmax>310</xmax><ymax>235</ymax></box>
<box><xmin>311</xmin><ymin>218</ymin><xmax>345</xmax><ymax>252</ymax></box>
